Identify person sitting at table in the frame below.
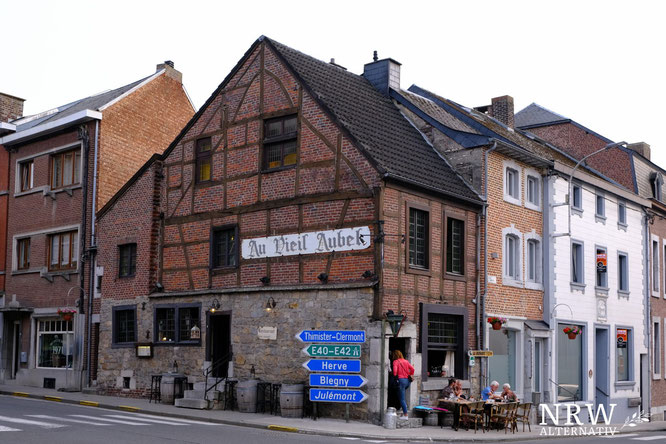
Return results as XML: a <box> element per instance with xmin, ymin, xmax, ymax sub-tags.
<box><xmin>481</xmin><ymin>381</ymin><xmax>500</xmax><ymax>401</ymax></box>
<box><xmin>500</xmin><ymin>383</ymin><xmax>517</xmax><ymax>402</ymax></box>
<box><xmin>441</xmin><ymin>378</ymin><xmax>457</xmax><ymax>399</ymax></box>
<box><xmin>454</xmin><ymin>379</ymin><xmax>467</xmax><ymax>399</ymax></box>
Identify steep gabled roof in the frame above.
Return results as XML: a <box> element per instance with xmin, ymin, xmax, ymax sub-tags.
<box><xmin>514</xmin><ymin>103</ymin><xmax>569</xmax><ymax>129</ymax></box>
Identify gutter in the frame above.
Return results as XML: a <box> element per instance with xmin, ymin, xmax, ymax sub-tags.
<box><xmin>482</xmin><ymin>141</ymin><xmax>498</xmax><ymax>386</ymax></box>
<box><xmin>0</xmin><ymin>110</ymin><xmax>102</xmax><ymax>146</ymax></box>
<box><xmin>0</xmin><ymin>121</ymin><xmax>16</xmax><ymax>136</ymax></box>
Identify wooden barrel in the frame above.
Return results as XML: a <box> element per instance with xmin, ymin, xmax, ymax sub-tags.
<box><xmin>237</xmin><ymin>380</ymin><xmax>258</xmax><ymax>413</ymax></box>
<box><xmin>280</xmin><ymin>383</ymin><xmax>304</xmax><ymax>418</ymax></box>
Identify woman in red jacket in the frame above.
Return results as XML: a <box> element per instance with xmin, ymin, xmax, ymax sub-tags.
<box><xmin>392</xmin><ymin>350</ymin><xmax>415</xmax><ymax>418</ymax></box>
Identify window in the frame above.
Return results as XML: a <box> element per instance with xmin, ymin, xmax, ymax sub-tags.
<box><xmin>618</xmin><ymin>202</ymin><xmax>627</xmax><ymax>225</ymax></box>
<box><xmin>651</xmin><ymin>172</ymin><xmax>663</xmax><ymax>201</ymax></box>
<box><xmin>595</xmin><ymin>192</ymin><xmax>605</xmax><ymax>218</ymax></box>
<box><xmin>119</xmin><ymin>243</ymin><xmax>137</xmax><ymax>277</ymax></box>
<box><xmin>420</xmin><ymin>304</ymin><xmax>467</xmax><ymax>380</ymax></box>
<box><xmin>571</xmin><ymin>241</ymin><xmax>584</xmax><ymax>285</ymax></box>
<box><xmin>489</xmin><ymin>327</ymin><xmax>517</xmax><ymax>390</ymax></box>
<box><xmin>572</xmin><ymin>184</ymin><xmax>582</xmax><ymax>210</ymax></box>
<box><xmin>17</xmin><ymin>238</ymin><xmax>30</xmax><ymax>270</ymax></box>
<box><xmin>618</xmin><ymin>253</ymin><xmax>629</xmax><ymax>293</ymax></box>
<box><xmin>505</xmin><ymin>167</ymin><xmax>519</xmax><ymax>200</ymax></box>
<box><xmin>616</xmin><ymin>328</ymin><xmax>632</xmax><ymax>382</ymax></box>
<box><xmin>50</xmin><ymin>149</ymin><xmax>81</xmax><ymax>189</ymax></box>
<box><xmin>653</xmin><ymin>240</ymin><xmax>660</xmax><ymax>293</ymax></box>
<box><xmin>505</xmin><ymin>234</ymin><xmax>520</xmax><ymax>281</ymax></box>
<box><xmin>446</xmin><ymin>217</ymin><xmax>464</xmax><ymax>275</ymax></box>
<box><xmin>37</xmin><ymin>319</ymin><xmax>73</xmax><ymax>368</ymax></box>
<box><xmin>19</xmin><ymin>160</ymin><xmax>33</xmax><ymax>192</ymax></box>
<box><xmin>526</xmin><ymin>175</ymin><xmax>540</xmax><ymax>207</ymax></box>
<box><xmin>526</xmin><ymin>238</ymin><xmax>540</xmax><ymax>283</ymax></box>
<box><xmin>263</xmin><ymin>115</ymin><xmax>298</xmax><ymax>170</ymax></box>
<box><xmin>48</xmin><ymin>230</ymin><xmax>78</xmax><ymax>271</ymax></box>
<box><xmin>534</xmin><ymin>340</ymin><xmax>543</xmax><ymax>393</ymax></box>
<box><xmin>155</xmin><ymin>305</ymin><xmax>201</xmax><ymax>344</ymax></box>
<box><xmin>212</xmin><ymin>226</ymin><xmax>237</xmax><ymax>268</ymax></box>
<box><xmin>596</xmin><ymin>247</ymin><xmax>608</xmax><ymax>288</ymax></box>
<box><xmin>196</xmin><ymin>137</ymin><xmax>212</xmax><ymax>183</ymax></box>
<box><xmin>653</xmin><ymin>320</ymin><xmax>661</xmax><ymax>377</ymax></box>
<box><xmin>409</xmin><ymin>208</ymin><xmax>429</xmax><ymax>269</ymax></box>
<box><xmin>558</xmin><ymin>323</ymin><xmax>583</xmax><ymax>401</ymax></box>
<box><xmin>112</xmin><ymin>306</ymin><xmax>137</xmax><ymax>345</ymax></box>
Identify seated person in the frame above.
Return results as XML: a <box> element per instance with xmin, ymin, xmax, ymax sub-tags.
<box><xmin>481</xmin><ymin>381</ymin><xmax>500</xmax><ymax>401</ymax></box>
<box><xmin>454</xmin><ymin>380</ymin><xmax>467</xmax><ymax>399</ymax></box>
<box><xmin>500</xmin><ymin>383</ymin><xmax>517</xmax><ymax>402</ymax></box>
<box><xmin>441</xmin><ymin>378</ymin><xmax>457</xmax><ymax>399</ymax></box>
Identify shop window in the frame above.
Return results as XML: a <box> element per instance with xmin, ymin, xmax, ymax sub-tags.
<box><xmin>17</xmin><ymin>237</ymin><xmax>30</xmax><ymax>270</ymax></box>
<box><xmin>37</xmin><ymin>319</ymin><xmax>74</xmax><ymax>368</ymax></box>
<box><xmin>196</xmin><ymin>137</ymin><xmax>212</xmax><ymax>183</ymax></box>
<box><xmin>263</xmin><ymin>115</ymin><xmax>298</xmax><ymax>170</ymax></box>
<box><xmin>557</xmin><ymin>323</ymin><xmax>583</xmax><ymax>401</ymax></box>
<box><xmin>50</xmin><ymin>149</ymin><xmax>81</xmax><ymax>189</ymax></box>
<box><xmin>616</xmin><ymin>328</ymin><xmax>632</xmax><ymax>382</ymax></box>
<box><xmin>19</xmin><ymin>160</ymin><xmax>33</xmax><ymax>192</ymax></box>
<box><xmin>155</xmin><ymin>304</ymin><xmax>201</xmax><ymax>344</ymax></box>
<box><xmin>445</xmin><ymin>217</ymin><xmax>464</xmax><ymax>275</ymax></box>
<box><xmin>112</xmin><ymin>306</ymin><xmax>137</xmax><ymax>345</ymax></box>
<box><xmin>489</xmin><ymin>327</ymin><xmax>517</xmax><ymax>390</ymax></box>
<box><xmin>211</xmin><ymin>226</ymin><xmax>237</xmax><ymax>268</ymax></box>
<box><xmin>48</xmin><ymin>230</ymin><xmax>78</xmax><ymax>271</ymax></box>
<box><xmin>420</xmin><ymin>304</ymin><xmax>467</xmax><ymax>380</ymax></box>
<box><xmin>408</xmin><ymin>208</ymin><xmax>429</xmax><ymax>269</ymax></box>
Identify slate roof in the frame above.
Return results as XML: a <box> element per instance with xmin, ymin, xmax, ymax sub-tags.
<box><xmin>265</xmin><ymin>38</ymin><xmax>482</xmax><ymax>205</ymax></box>
<box><xmin>13</xmin><ymin>75</ymin><xmax>152</xmax><ymax>132</ymax></box>
<box><xmin>514</xmin><ymin>103</ymin><xmax>570</xmax><ymax>128</ymax></box>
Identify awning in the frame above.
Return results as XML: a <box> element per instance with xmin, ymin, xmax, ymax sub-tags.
<box><xmin>524</xmin><ymin>319</ymin><xmax>550</xmax><ymax>331</ymax></box>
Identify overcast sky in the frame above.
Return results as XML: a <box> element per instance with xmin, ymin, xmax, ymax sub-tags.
<box><xmin>2</xmin><ymin>0</ymin><xmax>664</xmax><ymax>166</ymax></box>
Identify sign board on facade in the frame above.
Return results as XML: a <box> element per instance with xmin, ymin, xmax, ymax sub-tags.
<box><xmin>302</xmin><ymin>344</ymin><xmax>361</xmax><ymax>358</ymax></box>
<box><xmin>309</xmin><ymin>388</ymin><xmax>368</xmax><ymax>403</ymax></box>
<box><xmin>596</xmin><ymin>252</ymin><xmax>607</xmax><ymax>272</ymax></box>
<box><xmin>467</xmin><ymin>350</ymin><xmax>494</xmax><ymax>357</ymax></box>
<box><xmin>309</xmin><ymin>374</ymin><xmax>367</xmax><ymax>388</ymax></box>
<box><xmin>241</xmin><ymin>226</ymin><xmax>371</xmax><ymax>259</ymax></box>
<box><xmin>258</xmin><ymin>326</ymin><xmax>277</xmax><ymax>340</ymax></box>
<box><xmin>135</xmin><ymin>344</ymin><xmax>153</xmax><ymax>358</ymax></box>
<box><xmin>617</xmin><ymin>329</ymin><xmax>627</xmax><ymax>348</ymax></box>
<box><xmin>296</xmin><ymin>330</ymin><xmax>366</xmax><ymax>343</ymax></box>
<box><xmin>302</xmin><ymin>359</ymin><xmax>362</xmax><ymax>373</ymax></box>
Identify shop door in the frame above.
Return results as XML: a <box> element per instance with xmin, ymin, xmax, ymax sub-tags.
<box><xmin>595</xmin><ymin>328</ymin><xmax>610</xmax><ymax>411</ymax></box>
<box><xmin>11</xmin><ymin>321</ymin><xmax>21</xmax><ymax>378</ymax></box>
<box><xmin>387</xmin><ymin>338</ymin><xmax>408</xmax><ymax>409</ymax></box>
<box><xmin>207</xmin><ymin>313</ymin><xmax>231</xmax><ymax>379</ymax></box>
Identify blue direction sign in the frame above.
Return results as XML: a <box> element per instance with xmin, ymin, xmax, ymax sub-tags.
<box><xmin>302</xmin><ymin>359</ymin><xmax>361</xmax><ymax>373</ymax></box>
<box><xmin>309</xmin><ymin>374</ymin><xmax>367</xmax><ymax>388</ymax></box>
<box><xmin>310</xmin><ymin>389</ymin><xmax>368</xmax><ymax>403</ymax></box>
<box><xmin>295</xmin><ymin>330</ymin><xmax>365</xmax><ymax>343</ymax></box>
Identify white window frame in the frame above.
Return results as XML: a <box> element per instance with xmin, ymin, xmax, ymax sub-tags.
<box><xmin>617</xmin><ymin>201</ymin><xmax>627</xmax><ymax>228</ymax></box>
<box><xmin>653</xmin><ymin>317</ymin><xmax>662</xmax><ymax>379</ymax></box>
<box><xmin>502</xmin><ymin>225</ymin><xmax>523</xmax><ymax>287</ymax></box>
<box><xmin>595</xmin><ymin>190</ymin><xmax>606</xmax><ymax>222</ymax></box>
<box><xmin>524</xmin><ymin>231</ymin><xmax>543</xmax><ymax>290</ymax></box>
<box><xmin>36</xmin><ymin>318</ymin><xmax>74</xmax><ymax>369</ymax></box>
<box><xmin>503</xmin><ymin>160</ymin><xmax>521</xmax><ymax>206</ymax></box>
<box><xmin>525</xmin><ymin>169</ymin><xmax>541</xmax><ymax>211</ymax></box>
<box><xmin>618</xmin><ymin>251</ymin><xmax>630</xmax><ymax>295</ymax></box>
<box><xmin>652</xmin><ymin>235</ymin><xmax>660</xmax><ymax>297</ymax></box>
<box><xmin>571</xmin><ymin>240</ymin><xmax>585</xmax><ymax>288</ymax></box>
<box><xmin>572</xmin><ymin>182</ymin><xmax>583</xmax><ymax>212</ymax></box>
<box><xmin>595</xmin><ymin>245</ymin><xmax>608</xmax><ymax>290</ymax></box>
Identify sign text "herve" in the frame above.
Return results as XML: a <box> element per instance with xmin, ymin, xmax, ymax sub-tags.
<box><xmin>241</xmin><ymin>226</ymin><xmax>371</xmax><ymax>259</ymax></box>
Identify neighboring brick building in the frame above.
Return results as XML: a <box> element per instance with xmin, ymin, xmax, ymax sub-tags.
<box><xmin>95</xmin><ymin>37</ymin><xmax>482</xmax><ymax>421</ymax></box>
<box><xmin>0</xmin><ymin>62</ymin><xmax>194</xmax><ymax>389</ymax></box>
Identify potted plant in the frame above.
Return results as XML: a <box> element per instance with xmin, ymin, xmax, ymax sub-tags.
<box><xmin>57</xmin><ymin>308</ymin><xmax>76</xmax><ymax>322</ymax></box>
<box><xmin>487</xmin><ymin>316</ymin><xmax>507</xmax><ymax>330</ymax></box>
<box><xmin>563</xmin><ymin>326</ymin><xmax>581</xmax><ymax>340</ymax></box>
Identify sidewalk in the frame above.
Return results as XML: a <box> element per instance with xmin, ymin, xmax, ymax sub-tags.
<box><xmin>0</xmin><ymin>383</ymin><xmax>664</xmax><ymax>441</ymax></box>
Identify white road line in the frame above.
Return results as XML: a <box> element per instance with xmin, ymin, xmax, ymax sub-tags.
<box><xmin>340</xmin><ymin>439</ymin><xmax>360</xmax><ymax>441</ymax></box>
<box><xmin>27</xmin><ymin>415</ymin><xmax>112</xmax><ymax>426</ymax></box>
<box><xmin>604</xmin><ymin>433</ymin><xmax>639</xmax><ymax>439</ymax></box>
<box><xmin>127</xmin><ymin>412</ymin><xmax>219</xmax><ymax>425</ymax></box>
<box><xmin>364</xmin><ymin>441</ymin><xmax>387</xmax><ymax>443</ymax></box>
<box><xmin>0</xmin><ymin>415</ymin><xmax>65</xmax><ymax>429</ymax></box>
<box><xmin>105</xmin><ymin>415</ymin><xmax>189</xmax><ymax>425</ymax></box>
<box><xmin>0</xmin><ymin>425</ymin><xmax>22</xmax><ymax>432</ymax></box>
<box><xmin>632</xmin><ymin>436</ymin><xmax>666</xmax><ymax>441</ymax></box>
<box><xmin>69</xmin><ymin>415</ymin><xmax>151</xmax><ymax>426</ymax></box>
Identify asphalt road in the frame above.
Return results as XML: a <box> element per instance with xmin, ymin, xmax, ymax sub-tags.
<box><xmin>1</xmin><ymin>395</ymin><xmax>664</xmax><ymax>443</ymax></box>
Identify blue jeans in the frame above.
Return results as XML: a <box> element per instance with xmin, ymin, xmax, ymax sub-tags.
<box><xmin>397</xmin><ymin>378</ymin><xmax>410</xmax><ymax>414</ymax></box>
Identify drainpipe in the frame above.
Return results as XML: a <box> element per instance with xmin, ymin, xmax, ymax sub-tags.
<box><xmin>85</xmin><ymin>120</ymin><xmax>100</xmax><ymax>387</ymax></box>
<box><xmin>482</xmin><ymin>141</ymin><xmax>498</xmax><ymax>386</ymax></box>
<box><xmin>379</xmin><ymin>318</ymin><xmax>386</xmax><ymax>424</ymax></box>
<box><xmin>475</xmin><ymin>212</ymin><xmax>482</xmax><ymax>349</ymax></box>
<box><xmin>77</xmin><ymin>124</ymin><xmax>90</xmax><ymax>391</ymax></box>
<box><xmin>643</xmin><ymin>208</ymin><xmax>652</xmax><ymax>412</ymax></box>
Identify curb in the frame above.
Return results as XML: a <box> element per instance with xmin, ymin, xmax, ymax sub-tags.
<box><xmin>2</xmin><ymin>390</ymin><xmax>665</xmax><ymax>442</ymax></box>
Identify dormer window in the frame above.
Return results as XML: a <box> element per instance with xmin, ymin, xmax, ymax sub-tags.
<box><xmin>651</xmin><ymin>172</ymin><xmax>663</xmax><ymax>201</ymax></box>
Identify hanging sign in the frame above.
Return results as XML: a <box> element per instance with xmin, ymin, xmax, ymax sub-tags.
<box><xmin>596</xmin><ymin>252</ymin><xmax>607</xmax><ymax>272</ymax></box>
<box><xmin>617</xmin><ymin>329</ymin><xmax>627</xmax><ymax>348</ymax></box>
<box><xmin>241</xmin><ymin>226</ymin><xmax>371</xmax><ymax>259</ymax></box>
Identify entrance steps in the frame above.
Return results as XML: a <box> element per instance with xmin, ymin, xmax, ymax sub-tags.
<box><xmin>174</xmin><ymin>380</ymin><xmax>223</xmax><ymax>410</ymax></box>
<box><xmin>397</xmin><ymin>416</ymin><xmax>423</xmax><ymax>428</ymax></box>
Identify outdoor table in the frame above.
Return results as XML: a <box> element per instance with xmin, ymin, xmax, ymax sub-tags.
<box><xmin>438</xmin><ymin>399</ymin><xmax>472</xmax><ymax>430</ymax></box>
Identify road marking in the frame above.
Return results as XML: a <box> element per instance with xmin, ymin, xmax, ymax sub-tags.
<box><xmin>128</xmin><ymin>412</ymin><xmax>219</xmax><ymax>425</ymax></box>
<box><xmin>364</xmin><ymin>441</ymin><xmax>387</xmax><ymax>443</ymax></box>
<box><xmin>340</xmin><ymin>439</ymin><xmax>360</xmax><ymax>441</ymax></box>
<box><xmin>604</xmin><ymin>434</ymin><xmax>639</xmax><ymax>439</ymax></box>
<box><xmin>0</xmin><ymin>415</ymin><xmax>65</xmax><ymax>428</ymax></box>
<box><xmin>105</xmin><ymin>415</ymin><xmax>189</xmax><ymax>425</ymax></box>
<box><xmin>70</xmin><ymin>415</ymin><xmax>151</xmax><ymax>426</ymax></box>
<box><xmin>28</xmin><ymin>415</ymin><xmax>111</xmax><ymax>426</ymax></box>
<box><xmin>632</xmin><ymin>436</ymin><xmax>666</xmax><ymax>441</ymax></box>
<box><xmin>0</xmin><ymin>425</ymin><xmax>22</xmax><ymax>432</ymax></box>
<box><xmin>267</xmin><ymin>425</ymin><xmax>299</xmax><ymax>432</ymax></box>
<box><xmin>118</xmin><ymin>405</ymin><xmax>140</xmax><ymax>412</ymax></box>
<box><xmin>43</xmin><ymin>396</ymin><xmax>62</xmax><ymax>402</ymax></box>
<box><xmin>79</xmin><ymin>401</ymin><xmax>99</xmax><ymax>407</ymax></box>
<box><xmin>12</xmin><ymin>392</ymin><xmax>29</xmax><ymax>397</ymax></box>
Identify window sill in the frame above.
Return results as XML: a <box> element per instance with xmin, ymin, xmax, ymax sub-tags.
<box><xmin>119</xmin><ymin>274</ymin><xmax>136</xmax><ymax>279</ymax></box>
<box><xmin>617</xmin><ymin>222</ymin><xmax>628</xmax><ymax>231</ymax></box>
<box><xmin>618</xmin><ymin>290</ymin><xmax>630</xmax><ymax>299</ymax></box>
<box><xmin>595</xmin><ymin>214</ymin><xmax>606</xmax><ymax>224</ymax></box>
<box><xmin>503</xmin><ymin>278</ymin><xmax>523</xmax><ymax>289</ymax></box>
<box><xmin>571</xmin><ymin>207</ymin><xmax>583</xmax><ymax>217</ymax></box>
<box><xmin>211</xmin><ymin>265</ymin><xmax>239</xmax><ymax>275</ymax></box>
<box><xmin>652</xmin><ymin>293</ymin><xmax>661</xmax><ymax>298</ymax></box>
<box><xmin>525</xmin><ymin>202</ymin><xmax>541</xmax><ymax>212</ymax></box>
<box><xmin>111</xmin><ymin>343</ymin><xmax>136</xmax><ymax>349</ymax></box>
<box><xmin>595</xmin><ymin>287</ymin><xmax>609</xmax><ymax>297</ymax></box>
<box><xmin>153</xmin><ymin>341</ymin><xmax>202</xmax><ymax>347</ymax></box>
<box><xmin>12</xmin><ymin>269</ymin><xmax>40</xmax><ymax>276</ymax></box>
<box><xmin>407</xmin><ymin>266</ymin><xmax>431</xmax><ymax>277</ymax></box>
<box><xmin>444</xmin><ymin>272</ymin><xmax>466</xmax><ymax>282</ymax></box>
<box><xmin>15</xmin><ymin>186</ymin><xmax>47</xmax><ymax>198</ymax></box>
<box><xmin>261</xmin><ymin>164</ymin><xmax>297</xmax><ymax>174</ymax></box>
<box><xmin>525</xmin><ymin>281</ymin><xmax>543</xmax><ymax>291</ymax></box>
<box><xmin>503</xmin><ymin>195</ymin><xmax>521</xmax><ymax>207</ymax></box>
<box><xmin>614</xmin><ymin>381</ymin><xmax>636</xmax><ymax>390</ymax></box>
<box><xmin>570</xmin><ymin>282</ymin><xmax>586</xmax><ymax>292</ymax></box>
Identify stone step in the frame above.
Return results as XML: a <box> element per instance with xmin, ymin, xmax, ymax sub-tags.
<box><xmin>184</xmin><ymin>389</ymin><xmax>220</xmax><ymax>400</ymax></box>
<box><xmin>175</xmin><ymin>398</ymin><xmax>209</xmax><ymax>410</ymax></box>
<box><xmin>193</xmin><ymin>381</ymin><xmax>226</xmax><ymax>391</ymax></box>
<box><xmin>396</xmin><ymin>417</ymin><xmax>422</xmax><ymax>428</ymax></box>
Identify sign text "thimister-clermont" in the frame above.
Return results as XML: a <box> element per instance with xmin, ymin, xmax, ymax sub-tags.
<box><xmin>241</xmin><ymin>226</ymin><xmax>371</xmax><ymax>259</ymax></box>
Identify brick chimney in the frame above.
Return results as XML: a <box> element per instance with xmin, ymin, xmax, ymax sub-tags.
<box><xmin>627</xmin><ymin>142</ymin><xmax>651</xmax><ymax>160</ymax></box>
<box><xmin>0</xmin><ymin>92</ymin><xmax>25</xmax><ymax>123</ymax></box>
<box><xmin>363</xmin><ymin>51</ymin><xmax>401</xmax><ymax>96</ymax></box>
<box><xmin>156</xmin><ymin>60</ymin><xmax>183</xmax><ymax>84</ymax></box>
<box><xmin>489</xmin><ymin>95</ymin><xmax>514</xmax><ymax>128</ymax></box>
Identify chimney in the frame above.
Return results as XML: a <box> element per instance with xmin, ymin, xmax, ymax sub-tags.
<box><xmin>363</xmin><ymin>51</ymin><xmax>401</xmax><ymax>96</ymax></box>
<box><xmin>627</xmin><ymin>142</ymin><xmax>651</xmax><ymax>160</ymax></box>
<box><xmin>156</xmin><ymin>60</ymin><xmax>183</xmax><ymax>84</ymax></box>
<box><xmin>489</xmin><ymin>95</ymin><xmax>514</xmax><ymax>128</ymax></box>
<box><xmin>0</xmin><ymin>92</ymin><xmax>25</xmax><ymax>123</ymax></box>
